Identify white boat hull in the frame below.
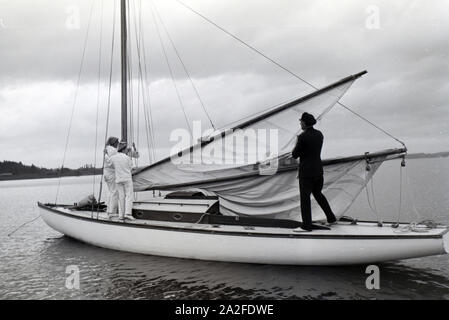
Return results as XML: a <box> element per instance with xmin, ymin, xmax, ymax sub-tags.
<box><xmin>38</xmin><ymin>203</ymin><xmax>449</xmax><ymax>266</ymax></box>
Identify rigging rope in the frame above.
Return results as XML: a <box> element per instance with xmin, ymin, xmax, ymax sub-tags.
<box><xmin>135</xmin><ymin>0</ymin><xmax>143</xmax><ymax>164</ymax></box>
<box><xmin>127</xmin><ymin>0</ymin><xmax>135</xmax><ymax>146</ymax></box>
<box><xmin>365</xmin><ymin>168</ymin><xmax>382</xmax><ymax>225</ymax></box>
<box><xmin>370</xmin><ymin>175</ymin><xmax>382</xmax><ymax>224</ymax></box>
<box><xmin>396</xmin><ymin>220</ymin><xmax>441</xmax><ymax>233</ymax></box>
<box><xmin>152</xmin><ymin>1</ymin><xmax>216</xmax><ymax>131</ymax></box>
<box><xmin>173</xmin><ymin>0</ymin><xmax>407</xmax><ymax>149</ymax></box>
<box><xmin>136</xmin><ymin>56</ymin><xmax>142</xmax><ymax>165</ymax></box>
<box><xmin>140</xmin><ymin>8</ymin><xmax>158</xmax><ymax>163</ymax></box>
<box><xmin>131</xmin><ymin>0</ymin><xmax>156</xmax><ymax>163</ymax></box>
<box><xmin>140</xmin><ymin>75</ymin><xmax>156</xmax><ymax>164</ymax></box>
<box><xmin>150</xmin><ymin>3</ymin><xmax>192</xmax><ymax>133</ymax></box>
<box><xmin>394</xmin><ymin>163</ymin><xmax>445</xmax><ymax>232</ymax></box>
<box><xmin>337</xmin><ymin>103</ymin><xmax>407</xmax><ymax>150</ymax></box>
<box><xmin>7</xmin><ymin>216</ymin><xmax>41</xmax><ymax>237</ymax></box>
<box><xmin>98</xmin><ymin>0</ymin><xmax>117</xmax><ymax>204</ymax></box>
<box><xmin>93</xmin><ymin>0</ymin><xmax>104</xmax><ymax>199</ymax></box>
<box><xmin>404</xmin><ymin>163</ymin><xmax>424</xmax><ymax>222</ymax></box>
<box><xmin>395</xmin><ymin>161</ymin><xmax>404</xmax><ymax>225</ymax></box>
<box><xmin>173</xmin><ymin>0</ymin><xmax>314</xmax><ymax>89</ymax></box>
<box><xmin>55</xmin><ymin>0</ymin><xmax>96</xmax><ymax>204</ymax></box>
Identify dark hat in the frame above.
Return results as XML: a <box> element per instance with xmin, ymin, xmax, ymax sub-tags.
<box><xmin>117</xmin><ymin>141</ymin><xmax>128</xmax><ymax>152</ymax></box>
<box><xmin>300</xmin><ymin>112</ymin><xmax>317</xmax><ymax>127</ymax></box>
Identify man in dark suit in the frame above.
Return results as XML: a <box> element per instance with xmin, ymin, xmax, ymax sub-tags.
<box><xmin>292</xmin><ymin>112</ymin><xmax>337</xmax><ymax>231</ymax></box>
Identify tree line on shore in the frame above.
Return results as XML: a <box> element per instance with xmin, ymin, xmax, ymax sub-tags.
<box><xmin>0</xmin><ymin>161</ymin><xmax>102</xmax><ymax>180</ymax></box>
<box><xmin>1</xmin><ymin>151</ymin><xmax>447</xmax><ymax>181</ymax></box>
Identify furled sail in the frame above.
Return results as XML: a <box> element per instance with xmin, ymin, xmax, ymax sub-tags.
<box><xmin>133</xmin><ymin>71</ymin><xmax>405</xmax><ymax>221</ymax></box>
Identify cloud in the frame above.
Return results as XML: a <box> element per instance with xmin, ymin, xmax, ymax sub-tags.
<box><xmin>0</xmin><ymin>0</ymin><xmax>448</xmax><ymax>167</ymax></box>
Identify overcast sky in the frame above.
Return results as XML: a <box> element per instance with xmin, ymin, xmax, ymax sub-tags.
<box><xmin>0</xmin><ymin>0</ymin><xmax>448</xmax><ymax>168</ymax></box>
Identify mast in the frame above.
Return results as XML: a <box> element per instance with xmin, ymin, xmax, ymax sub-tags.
<box><xmin>120</xmin><ymin>0</ymin><xmax>128</xmax><ymax>143</ymax></box>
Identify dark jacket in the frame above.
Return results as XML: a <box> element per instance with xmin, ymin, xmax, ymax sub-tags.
<box><xmin>292</xmin><ymin>127</ymin><xmax>324</xmax><ymax>178</ymax></box>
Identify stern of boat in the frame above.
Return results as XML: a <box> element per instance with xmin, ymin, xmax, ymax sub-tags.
<box><xmin>444</xmin><ymin>229</ymin><xmax>449</xmax><ymax>254</ymax></box>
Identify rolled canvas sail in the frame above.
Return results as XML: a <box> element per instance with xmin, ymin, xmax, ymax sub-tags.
<box><xmin>132</xmin><ymin>72</ymin><xmax>399</xmax><ymax>221</ymax></box>
<box><xmin>158</xmin><ymin>156</ymin><xmax>386</xmax><ymax>221</ymax></box>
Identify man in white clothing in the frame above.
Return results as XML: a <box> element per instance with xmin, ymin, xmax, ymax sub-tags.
<box><xmin>111</xmin><ymin>142</ymin><xmax>136</xmax><ymax>220</ymax></box>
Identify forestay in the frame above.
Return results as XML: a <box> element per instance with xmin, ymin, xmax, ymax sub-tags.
<box><xmin>132</xmin><ymin>71</ymin><xmax>403</xmax><ymax>221</ymax></box>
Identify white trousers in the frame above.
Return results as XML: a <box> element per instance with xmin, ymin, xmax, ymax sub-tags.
<box><xmin>105</xmin><ymin>180</ymin><xmax>118</xmax><ymax>215</ymax></box>
<box><xmin>116</xmin><ymin>180</ymin><xmax>134</xmax><ymax>218</ymax></box>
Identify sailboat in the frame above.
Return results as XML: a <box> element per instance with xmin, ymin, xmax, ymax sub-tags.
<box><xmin>38</xmin><ymin>0</ymin><xmax>449</xmax><ymax>265</ymax></box>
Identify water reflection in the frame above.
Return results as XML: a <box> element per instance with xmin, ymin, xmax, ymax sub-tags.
<box><xmin>11</xmin><ymin>235</ymin><xmax>446</xmax><ymax>300</ymax></box>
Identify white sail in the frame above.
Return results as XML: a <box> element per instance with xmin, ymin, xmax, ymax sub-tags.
<box><xmin>179</xmin><ymin>155</ymin><xmax>385</xmax><ymax>221</ymax></box>
<box><xmin>132</xmin><ymin>71</ymin><xmax>404</xmax><ymax>221</ymax></box>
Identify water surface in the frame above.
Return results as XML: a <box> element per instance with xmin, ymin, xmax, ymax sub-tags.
<box><xmin>0</xmin><ymin>158</ymin><xmax>448</xmax><ymax>300</ymax></box>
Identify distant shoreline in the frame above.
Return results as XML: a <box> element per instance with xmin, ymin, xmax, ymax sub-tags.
<box><xmin>406</xmin><ymin>151</ymin><xmax>449</xmax><ymax>160</ymax></box>
<box><xmin>0</xmin><ymin>172</ymin><xmax>103</xmax><ymax>182</ymax></box>
<box><xmin>1</xmin><ymin>151</ymin><xmax>447</xmax><ymax>182</ymax></box>
<box><xmin>0</xmin><ymin>160</ymin><xmax>103</xmax><ymax>182</ymax></box>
